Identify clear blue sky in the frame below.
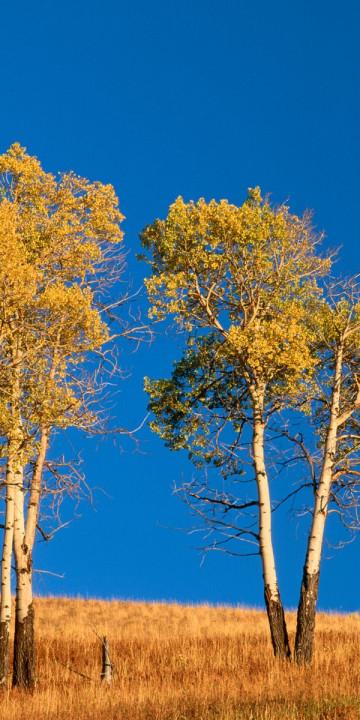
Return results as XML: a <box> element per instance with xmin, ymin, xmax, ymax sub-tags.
<box><xmin>1</xmin><ymin>0</ymin><xmax>360</xmax><ymax>610</ymax></box>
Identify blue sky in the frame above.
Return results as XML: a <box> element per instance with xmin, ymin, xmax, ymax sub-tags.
<box><xmin>1</xmin><ymin>0</ymin><xmax>360</xmax><ymax>610</ymax></box>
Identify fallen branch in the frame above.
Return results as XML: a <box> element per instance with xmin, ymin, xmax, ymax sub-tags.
<box><xmin>54</xmin><ymin>657</ymin><xmax>94</xmax><ymax>682</ymax></box>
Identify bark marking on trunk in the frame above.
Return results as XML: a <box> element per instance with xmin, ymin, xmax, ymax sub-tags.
<box><xmin>25</xmin><ymin>427</ymin><xmax>48</xmax><ymax>551</ymax></box>
<box><xmin>264</xmin><ymin>585</ymin><xmax>291</xmax><ymax>660</ymax></box>
<box><xmin>0</xmin><ymin>453</ymin><xmax>16</xmax><ymax>688</ymax></box>
<box><xmin>295</xmin><ymin>342</ymin><xmax>343</xmax><ymax>664</ymax></box>
<box><xmin>12</xmin><ymin>426</ymin><xmax>48</xmax><ymax>687</ymax></box>
<box><xmin>252</xmin><ymin>393</ymin><xmax>291</xmax><ymax>660</ymax></box>
<box><xmin>13</xmin><ymin>602</ymin><xmax>35</xmax><ymax>689</ymax></box>
<box><xmin>294</xmin><ymin>568</ymin><xmax>320</xmax><ymax>664</ymax></box>
<box><xmin>0</xmin><ymin>623</ymin><xmax>10</xmax><ymax>690</ymax></box>
<box><xmin>13</xmin><ymin>463</ymin><xmax>36</xmax><ymax>688</ymax></box>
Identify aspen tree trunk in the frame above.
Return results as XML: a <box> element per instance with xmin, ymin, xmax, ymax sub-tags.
<box><xmin>12</xmin><ymin>462</ymin><xmax>35</xmax><ymax>688</ymax></box>
<box><xmin>12</xmin><ymin>427</ymin><xmax>48</xmax><ymax>688</ymax></box>
<box><xmin>0</xmin><ymin>457</ymin><xmax>15</xmax><ymax>688</ymax></box>
<box><xmin>294</xmin><ymin>345</ymin><xmax>343</xmax><ymax>664</ymax></box>
<box><xmin>252</xmin><ymin>394</ymin><xmax>291</xmax><ymax>660</ymax></box>
<box><xmin>1</xmin><ymin>361</ymin><xmax>25</xmax><ymax>688</ymax></box>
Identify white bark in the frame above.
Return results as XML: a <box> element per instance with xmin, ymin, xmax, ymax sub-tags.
<box><xmin>13</xmin><ymin>463</ymin><xmax>33</xmax><ymax>624</ymax></box>
<box><xmin>295</xmin><ymin>341</ymin><xmax>345</xmax><ymax>664</ymax></box>
<box><xmin>251</xmin><ymin>390</ymin><xmax>290</xmax><ymax>658</ymax></box>
<box><xmin>305</xmin><ymin>343</ymin><xmax>343</xmax><ymax>577</ymax></box>
<box><xmin>12</xmin><ymin>425</ymin><xmax>48</xmax><ymax>624</ymax></box>
<box><xmin>252</xmin><ymin>399</ymin><xmax>279</xmax><ymax>600</ymax></box>
<box><xmin>0</xmin><ymin>459</ymin><xmax>15</xmax><ymax>627</ymax></box>
<box><xmin>25</xmin><ymin>427</ymin><xmax>48</xmax><ymax>552</ymax></box>
<box><xmin>0</xmin><ymin>455</ymin><xmax>15</xmax><ymax>687</ymax></box>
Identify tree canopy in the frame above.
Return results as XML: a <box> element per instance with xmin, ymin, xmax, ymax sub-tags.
<box><xmin>0</xmin><ymin>143</ymin><xmax>130</xmax><ymax>688</ymax></box>
<box><xmin>141</xmin><ymin>188</ymin><xmax>330</xmax><ymax>467</ymax></box>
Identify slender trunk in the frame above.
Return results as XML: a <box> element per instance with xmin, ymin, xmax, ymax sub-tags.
<box><xmin>0</xmin><ymin>457</ymin><xmax>15</xmax><ymax>688</ymax></box>
<box><xmin>252</xmin><ymin>395</ymin><xmax>291</xmax><ymax>660</ymax></box>
<box><xmin>13</xmin><ymin>463</ymin><xmax>35</xmax><ymax>688</ymax></box>
<box><xmin>1</xmin><ymin>360</ymin><xmax>24</xmax><ymax>687</ymax></box>
<box><xmin>294</xmin><ymin>344</ymin><xmax>343</xmax><ymax>664</ymax></box>
<box><xmin>12</xmin><ymin>426</ymin><xmax>48</xmax><ymax>688</ymax></box>
<box><xmin>25</xmin><ymin>427</ymin><xmax>48</xmax><ymax>553</ymax></box>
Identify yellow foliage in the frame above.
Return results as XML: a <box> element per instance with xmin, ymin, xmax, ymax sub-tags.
<box><xmin>141</xmin><ymin>188</ymin><xmax>330</xmax><ymax>401</ymax></box>
<box><xmin>225</xmin><ymin>303</ymin><xmax>315</xmax><ymax>391</ymax></box>
<box><xmin>0</xmin><ymin>144</ymin><xmax>125</xmax><ymax>439</ymax></box>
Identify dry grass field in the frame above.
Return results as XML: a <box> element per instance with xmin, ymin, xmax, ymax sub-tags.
<box><xmin>1</xmin><ymin>598</ymin><xmax>360</xmax><ymax>719</ymax></box>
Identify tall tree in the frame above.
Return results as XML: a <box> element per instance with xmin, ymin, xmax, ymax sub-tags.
<box><xmin>140</xmin><ymin>189</ymin><xmax>330</xmax><ymax>659</ymax></box>
<box><xmin>0</xmin><ymin>143</ymin><xmax>136</xmax><ymax>687</ymax></box>
<box><xmin>0</xmin><ymin>197</ymin><xmax>40</xmax><ymax>688</ymax></box>
<box><xmin>294</xmin><ymin>280</ymin><xmax>360</xmax><ymax>663</ymax></box>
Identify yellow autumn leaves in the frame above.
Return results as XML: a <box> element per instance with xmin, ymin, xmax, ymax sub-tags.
<box><xmin>225</xmin><ymin>309</ymin><xmax>315</xmax><ymax>390</ymax></box>
<box><xmin>0</xmin><ymin>143</ymin><xmax>125</xmax><ymax>440</ymax></box>
<box><xmin>141</xmin><ymin>187</ymin><xmax>330</xmax><ymax>403</ymax></box>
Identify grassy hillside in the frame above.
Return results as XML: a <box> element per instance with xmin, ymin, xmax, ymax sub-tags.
<box><xmin>1</xmin><ymin>598</ymin><xmax>360</xmax><ymax>719</ymax></box>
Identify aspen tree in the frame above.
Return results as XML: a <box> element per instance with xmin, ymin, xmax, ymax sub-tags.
<box><xmin>0</xmin><ymin>144</ymin><xmax>129</xmax><ymax>688</ymax></box>
<box><xmin>294</xmin><ymin>281</ymin><xmax>360</xmax><ymax>663</ymax></box>
<box><xmin>140</xmin><ymin>189</ymin><xmax>330</xmax><ymax>659</ymax></box>
<box><xmin>0</xmin><ymin>198</ymin><xmax>40</xmax><ymax>687</ymax></box>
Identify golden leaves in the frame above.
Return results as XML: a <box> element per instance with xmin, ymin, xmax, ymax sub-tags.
<box><xmin>0</xmin><ymin>144</ymin><xmax>125</xmax><ymax>438</ymax></box>
<box><xmin>141</xmin><ymin>188</ymin><xmax>330</xmax><ymax>332</ymax></box>
<box><xmin>141</xmin><ymin>188</ymin><xmax>331</xmax><ymax>405</ymax></box>
<box><xmin>225</xmin><ymin>305</ymin><xmax>315</xmax><ymax>393</ymax></box>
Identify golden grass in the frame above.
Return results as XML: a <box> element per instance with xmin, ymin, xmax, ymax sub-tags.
<box><xmin>1</xmin><ymin>598</ymin><xmax>360</xmax><ymax>719</ymax></box>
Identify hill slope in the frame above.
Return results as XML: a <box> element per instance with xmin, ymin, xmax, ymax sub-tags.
<box><xmin>1</xmin><ymin>597</ymin><xmax>360</xmax><ymax>719</ymax></box>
